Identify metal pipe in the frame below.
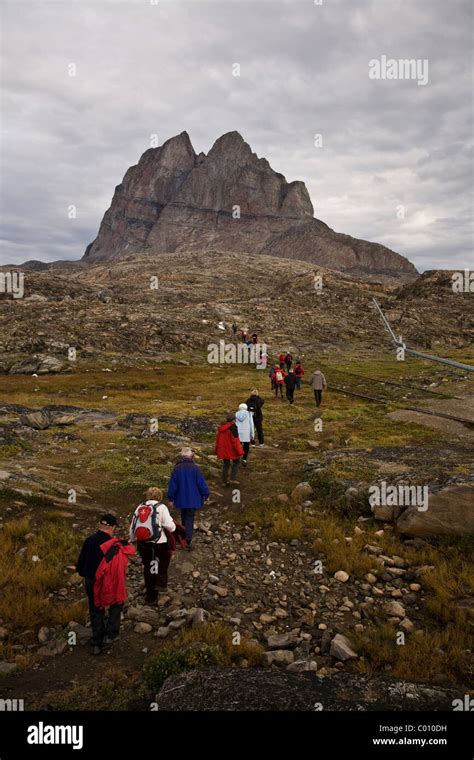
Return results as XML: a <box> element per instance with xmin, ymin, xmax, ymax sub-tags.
<box><xmin>371</xmin><ymin>298</ymin><xmax>474</xmax><ymax>373</ymax></box>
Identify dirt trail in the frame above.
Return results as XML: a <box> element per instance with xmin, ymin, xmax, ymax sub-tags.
<box><xmin>0</xmin><ymin>435</ymin><xmax>295</xmax><ymax>706</ymax></box>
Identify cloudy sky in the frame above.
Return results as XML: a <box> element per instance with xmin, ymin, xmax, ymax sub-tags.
<box><xmin>1</xmin><ymin>0</ymin><xmax>472</xmax><ymax>271</ymax></box>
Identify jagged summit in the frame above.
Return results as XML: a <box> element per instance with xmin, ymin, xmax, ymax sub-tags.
<box><xmin>83</xmin><ymin>131</ymin><xmax>417</xmax><ymax>281</ymax></box>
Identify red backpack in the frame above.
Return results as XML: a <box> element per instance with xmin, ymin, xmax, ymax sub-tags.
<box><xmin>130</xmin><ymin>501</ymin><xmax>162</xmax><ymax>542</ymax></box>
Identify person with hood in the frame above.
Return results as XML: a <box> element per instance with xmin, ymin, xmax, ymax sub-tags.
<box><xmin>284</xmin><ymin>369</ymin><xmax>298</xmax><ymax>404</ymax></box>
<box><xmin>77</xmin><ymin>513</ymin><xmax>133</xmax><ymax>655</ymax></box>
<box><xmin>285</xmin><ymin>352</ymin><xmax>293</xmax><ymax>372</ymax></box>
<box><xmin>278</xmin><ymin>351</ymin><xmax>286</xmax><ymax>369</ymax></box>
<box><xmin>215</xmin><ymin>412</ymin><xmax>244</xmax><ymax>485</ymax></box>
<box><xmin>246</xmin><ymin>389</ymin><xmax>265</xmax><ymax>446</ymax></box>
<box><xmin>293</xmin><ymin>360</ymin><xmax>305</xmax><ymax>390</ymax></box>
<box><xmin>167</xmin><ymin>448</ymin><xmax>209</xmax><ymax>550</ymax></box>
<box><xmin>272</xmin><ymin>365</ymin><xmax>286</xmax><ymax>398</ymax></box>
<box><xmin>130</xmin><ymin>487</ymin><xmax>180</xmax><ymax>602</ymax></box>
<box><xmin>309</xmin><ymin>368</ymin><xmax>327</xmax><ymax>407</ymax></box>
<box><xmin>235</xmin><ymin>403</ymin><xmax>255</xmax><ymax>466</ymax></box>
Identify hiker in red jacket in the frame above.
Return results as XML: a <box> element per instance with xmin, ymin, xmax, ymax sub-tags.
<box><xmin>278</xmin><ymin>351</ymin><xmax>286</xmax><ymax>369</ymax></box>
<box><xmin>272</xmin><ymin>365</ymin><xmax>286</xmax><ymax>398</ymax></box>
<box><xmin>77</xmin><ymin>513</ymin><xmax>135</xmax><ymax>655</ymax></box>
<box><xmin>215</xmin><ymin>412</ymin><xmax>244</xmax><ymax>486</ymax></box>
<box><xmin>293</xmin><ymin>360</ymin><xmax>305</xmax><ymax>390</ymax></box>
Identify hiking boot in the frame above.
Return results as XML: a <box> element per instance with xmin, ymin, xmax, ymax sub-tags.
<box><xmin>145</xmin><ymin>595</ymin><xmax>158</xmax><ymax>604</ymax></box>
<box><xmin>259</xmin><ymin>444</ymin><xmax>265</xmax><ymax>447</ymax></box>
<box><xmin>229</xmin><ymin>479</ymin><xmax>239</xmax><ymax>485</ymax></box>
<box><xmin>91</xmin><ymin>645</ymin><xmax>102</xmax><ymax>656</ymax></box>
<box><xmin>241</xmin><ymin>460</ymin><xmax>247</xmax><ymax>467</ymax></box>
<box><xmin>103</xmin><ymin>636</ymin><xmax>118</xmax><ymax>646</ymax></box>
<box><xmin>222</xmin><ymin>481</ymin><xmax>230</xmax><ymax>487</ymax></box>
<box><xmin>185</xmin><ymin>542</ymin><xmax>193</xmax><ymax>552</ymax></box>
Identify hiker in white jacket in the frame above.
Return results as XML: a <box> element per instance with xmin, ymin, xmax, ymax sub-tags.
<box><xmin>235</xmin><ymin>403</ymin><xmax>255</xmax><ymax>467</ymax></box>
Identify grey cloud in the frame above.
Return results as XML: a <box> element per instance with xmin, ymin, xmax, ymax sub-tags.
<box><xmin>0</xmin><ymin>0</ymin><xmax>472</xmax><ymax>271</ymax></box>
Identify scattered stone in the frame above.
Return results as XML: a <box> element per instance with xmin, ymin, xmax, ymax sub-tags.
<box><xmin>134</xmin><ymin>622</ymin><xmax>153</xmax><ymax>634</ymax></box>
<box><xmin>329</xmin><ymin>633</ymin><xmax>358</xmax><ymax>661</ymax></box>
<box><xmin>287</xmin><ymin>660</ymin><xmax>318</xmax><ymax>673</ymax></box>
<box><xmin>385</xmin><ymin>601</ymin><xmax>406</xmax><ymax>619</ymax></box>
<box><xmin>290</xmin><ymin>482</ymin><xmax>313</xmax><ymax>503</ymax></box>
<box><xmin>207</xmin><ymin>584</ymin><xmax>228</xmax><ymax>598</ymax></box>
<box><xmin>266</xmin><ymin>632</ymin><xmax>299</xmax><ymax>650</ymax></box>
<box><xmin>334</xmin><ymin>571</ymin><xmax>349</xmax><ymax>583</ymax></box>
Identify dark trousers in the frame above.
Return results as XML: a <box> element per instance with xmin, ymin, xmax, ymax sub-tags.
<box><xmin>285</xmin><ymin>362</ymin><xmax>292</xmax><ymax>372</ymax></box>
<box><xmin>314</xmin><ymin>389</ymin><xmax>323</xmax><ymax>406</ymax></box>
<box><xmin>286</xmin><ymin>387</ymin><xmax>295</xmax><ymax>404</ymax></box>
<box><xmin>180</xmin><ymin>509</ymin><xmax>197</xmax><ymax>544</ymax></box>
<box><xmin>295</xmin><ymin>377</ymin><xmax>301</xmax><ymax>390</ymax></box>
<box><xmin>137</xmin><ymin>541</ymin><xmax>172</xmax><ymax>600</ymax></box>
<box><xmin>85</xmin><ymin>577</ymin><xmax>123</xmax><ymax>647</ymax></box>
<box><xmin>223</xmin><ymin>458</ymin><xmax>240</xmax><ymax>483</ymax></box>
<box><xmin>242</xmin><ymin>441</ymin><xmax>250</xmax><ymax>461</ymax></box>
<box><xmin>275</xmin><ymin>384</ymin><xmax>283</xmax><ymax>397</ymax></box>
<box><xmin>254</xmin><ymin>418</ymin><xmax>264</xmax><ymax>444</ymax></box>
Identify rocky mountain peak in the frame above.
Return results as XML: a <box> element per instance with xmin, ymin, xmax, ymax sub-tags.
<box><xmin>83</xmin><ymin>131</ymin><xmax>417</xmax><ymax>281</ymax></box>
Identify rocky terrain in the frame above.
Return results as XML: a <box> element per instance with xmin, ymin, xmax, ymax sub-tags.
<box><xmin>0</xmin><ymin>345</ymin><xmax>472</xmax><ymax>710</ymax></box>
<box><xmin>0</xmin><ymin>238</ymin><xmax>472</xmax><ymax>712</ymax></box>
<box><xmin>81</xmin><ymin>131</ymin><xmax>417</xmax><ymax>282</ymax></box>
<box><xmin>0</xmin><ymin>252</ymin><xmax>472</xmax><ymax>376</ymax></box>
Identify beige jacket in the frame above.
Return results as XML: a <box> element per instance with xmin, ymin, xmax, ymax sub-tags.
<box><xmin>309</xmin><ymin>371</ymin><xmax>327</xmax><ymax>390</ymax></box>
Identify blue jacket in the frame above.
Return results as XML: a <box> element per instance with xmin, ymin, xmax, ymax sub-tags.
<box><xmin>167</xmin><ymin>458</ymin><xmax>210</xmax><ymax>509</ymax></box>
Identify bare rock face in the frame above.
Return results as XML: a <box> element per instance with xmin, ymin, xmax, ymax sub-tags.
<box><xmin>83</xmin><ymin>131</ymin><xmax>417</xmax><ymax>281</ymax></box>
<box><xmin>397</xmin><ymin>484</ymin><xmax>474</xmax><ymax>536</ymax></box>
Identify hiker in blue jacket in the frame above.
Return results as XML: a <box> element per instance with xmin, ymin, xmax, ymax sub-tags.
<box><xmin>167</xmin><ymin>447</ymin><xmax>210</xmax><ymax>550</ymax></box>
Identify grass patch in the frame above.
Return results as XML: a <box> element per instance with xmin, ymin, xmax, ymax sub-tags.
<box><xmin>143</xmin><ymin>622</ymin><xmax>263</xmax><ymax>691</ymax></box>
<box><xmin>0</xmin><ymin>518</ymin><xmax>83</xmax><ymax>630</ymax></box>
<box><xmin>40</xmin><ymin>667</ymin><xmax>142</xmax><ymax>711</ymax></box>
<box><xmin>353</xmin><ymin>624</ymin><xmax>473</xmax><ymax>685</ymax></box>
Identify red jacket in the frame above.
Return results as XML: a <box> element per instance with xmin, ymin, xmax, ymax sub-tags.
<box><xmin>279</xmin><ymin>352</ymin><xmax>286</xmax><ymax>364</ymax></box>
<box><xmin>215</xmin><ymin>421</ymin><xmax>244</xmax><ymax>460</ymax></box>
<box><xmin>94</xmin><ymin>537</ymin><xmax>136</xmax><ymax>609</ymax></box>
<box><xmin>272</xmin><ymin>367</ymin><xmax>287</xmax><ymax>385</ymax></box>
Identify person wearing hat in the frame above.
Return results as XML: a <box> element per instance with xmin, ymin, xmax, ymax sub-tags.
<box><xmin>235</xmin><ymin>403</ymin><xmax>255</xmax><ymax>466</ymax></box>
<box><xmin>76</xmin><ymin>513</ymin><xmax>124</xmax><ymax>655</ymax></box>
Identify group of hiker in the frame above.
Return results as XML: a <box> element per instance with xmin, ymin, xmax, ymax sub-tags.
<box><xmin>269</xmin><ymin>352</ymin><xmax>327</xmax><ymax>406</ymax></box>
<box><xmin>232</xmin><ymin>322</ymin><xmax>258</xmax><ymax>347</ymax></box>
<box><xmin>76</xmin><ymin>356</ymin><xmax>328</xmax><ymax>655</ymax></box>
<box><xmin>215</xmin><ymin>389</ymin><xmax>265</xmax><ymax>484</ymax></box>
<box><xmin>77</xmin><ymin>448</ymin><xmax>210</xmax><ymax>654</ymax></box>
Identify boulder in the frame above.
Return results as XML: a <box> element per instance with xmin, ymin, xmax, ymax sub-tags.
<box><xmin>263</xmin><ymin>650</ymin><xmax>295</xmax><ymax>666</ymax></box>
<box><xmin>134</xmin><ymin>622</ymin><xmax>153</xmax><ymax>634</ymax></box>
<box><xmin>385</xmin><ymin>601</ymin><xmax>406</xmax><ymax>619</ymax></box>
<box><xmin>329</xmin><ymin>633</ymin><xmax>358</xmax><ymax>661</ymax></box>
<box><xmin>397</xmin><ymin>485</ymin><xmax>474</xmax><ymax>536</ymax></box>
<box><xmin>37</xmin><ymin>355</ymin><xmax>66</xmax><ymax>374</ymax></box>
<box><xmin>290</xmin><ymin>482</ymin><xmax>313</xmax><ymax>503</ymax></box>
<box><xmin>20</xmin><ymin>411</ymin><xmax>50</xmax><ymax>430</ymax></box>
<box><xmin>266</xmin><ymin>632</ymin><xmax>299</xmax><ymax>650</ymax></box>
